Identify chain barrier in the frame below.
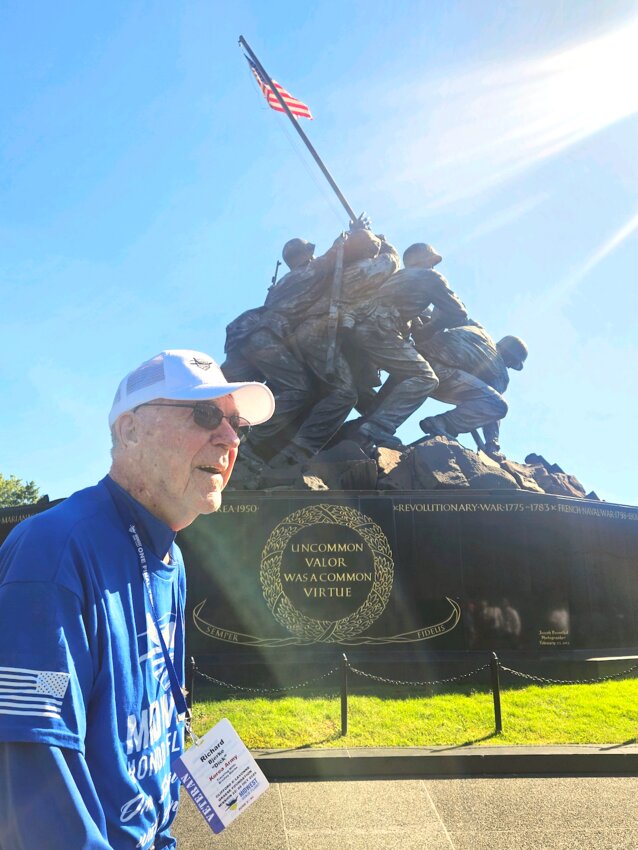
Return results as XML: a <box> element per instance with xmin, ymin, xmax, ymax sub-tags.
<box><xmin>192</xmin><ymin>656</ymin><xmax>638</xmax><ymax>697</ymax></box>
<box><xmin>192</xmin><ymin>663</ymin><xmax>340</xmax><ymax>694</ymax></box>
<box><xmin>348</xmin><ymin>662</ymin><xmax>491</xmax><ymax>687</ymax></box>
<box><xmin>191</xmin><ymin>654</ymin><xmax>638</xmax><ymax>740</ymax></box>
<box><xmin>500</xmin><ymin>660</ymin><xmax>638</xmax><ymax>687</ymax></box>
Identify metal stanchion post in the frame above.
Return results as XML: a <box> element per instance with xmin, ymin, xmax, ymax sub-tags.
<box><xmin>490</xmin><ymin>652</ymin><xmax>502</xmax><ymax>733</ymax></box>
<box><xmin>341</xmin><ymin>653</ymin><xmax>348</xmax><ymax>736</ymax></box>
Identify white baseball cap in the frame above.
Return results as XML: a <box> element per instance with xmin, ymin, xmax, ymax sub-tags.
<box><xmin>108</xmin><ymin>350</ymin><xmax>275</xmax><ymax>428</ymax></box>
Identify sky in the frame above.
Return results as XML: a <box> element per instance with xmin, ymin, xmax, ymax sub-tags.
<box><xmin>1</xmin><ymin>0</ymin><xmax>637</xmax><ymax>506</ymax></box>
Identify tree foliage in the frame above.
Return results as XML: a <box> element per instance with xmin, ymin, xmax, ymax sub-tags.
<box><xmin>0</xmin><ymin>473</ymin><xmax>41</xmax><ymax>508</ymax></box>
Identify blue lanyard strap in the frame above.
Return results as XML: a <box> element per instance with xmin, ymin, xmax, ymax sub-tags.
<box><xmin>126</xmin><ymin>523</ymin><xmax>190</xmax><ymax>722</ymax></box>
<box><xmin>103</xmin><ymin>476</ymin><xmax>199</xmax><ymax>740</ymax></box>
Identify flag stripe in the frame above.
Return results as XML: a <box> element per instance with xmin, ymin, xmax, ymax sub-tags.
<box><xmin>258</xmin><ymin>82</ymin><xmax>313</xmax><ymax>119</ymax></box>
<box><xmin>0</xmin><ymin>674</ymin><xmax>36</xmax><ymax>683</ymax></box>
<box><xmin>0</xmin><ymin>700</ymin><xmax>62</xmax><ymax>711</ymax></box>
<box><xmin>0</xmin><ymin>708</ymin><xmax>61</xmax><ymax>718</ymax></box>
<box><xmin>0</xmin><ymin>666</ymin><xmax>45</xmax><ymax>676</ymax></box>
<box><xmin>0</xmin><ymin>692</ymin><xmax>63</xmax><ymax>705</ymax></box>
<box><xmin>0</xmin><ymin>680</ymin><xmax>50</xmax><ymax>691</ymax></box>
<box><xmin>0</xmin><ymin>667</ymin><xmax>69</xmax><ymax>718</ymax></box>
<box><xmin>246</xmin><ymin>56</ymin><xmax>313</xmax><ymax>120</ymax></box>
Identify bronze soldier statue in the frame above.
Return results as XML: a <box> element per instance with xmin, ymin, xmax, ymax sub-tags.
<box><xmin>416</xmin><ymin>325</ymin><xmax>528</xmax><ymax>458</ymax></box>
<box><xmin>222</xmin><ymin>306</ymin><xmax>315</xmax><ymax>461</ymax></box>
<box><xmin>276</xmin><ymin>229</ymin><xmax>399</xmax><ymax>464</ymax></box>
<box><xmin>224</xmin><ymin>228</ymin><xmax>395</xmax><ymax>467</ymax></box>
<box><xmin>344</xmin><ymin>242</ymin><xmax>469</xmax><ymax>447</ymax></box>
<box><xmin>223</xmin><ymin>234</ymin><xmax>348</xmax><ymax>466</ymax></box>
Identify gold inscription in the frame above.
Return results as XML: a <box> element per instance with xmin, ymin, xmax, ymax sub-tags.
<box><xmin>393</xmin><ymin>503</ymin><xmax>526</xmax><ymax>512</ymax></box>
<box><xmin>538</xmin><ymin>629</ymin><xmax>570</xmax><ymax>646</ymax></box>
<box><xmin>1</xmin><ymin>513</ymin><xmax>31</xmax><ymax>524</ymax></box>
<box><xmin>260</xmin><ymin>504</ymin><xmax>394</xmax><ymax>642</ymax></box>
<box><xmin>303</xmin><ymin>587</ymin><xmax>352</xmax><ymax>597</ymax></box>
<box><xmin>203</xmin><ymin>625</ymin><xmax>239</xmax><ymax>642</ymax></box>
<box><xmin>283</xmin><ymin>572</ymin><xmax>373</xmax><ymax>582</ymax></box>
<box><xmin>304</xmin><ymin>557</ymin><xmax>347</xmax><ymax>567</ymax></box>
<box><xmin>392</xmin><ymin>502</ymin><xmax>638</xmax><ymax>521</ymax></box>
<box><xmin>281</xmin><ymin>535</ymin><xmax>374</xmax><ymax>613</ymax></box>
<box><xmin>290</xmin><ymin>543</ymin><xmax>364</xmax><ymax>552</ymax></box>
<box><xmin>415</xmin><ymin>624</ymin><xmax>447</xmax><ymax>639</ymax></box>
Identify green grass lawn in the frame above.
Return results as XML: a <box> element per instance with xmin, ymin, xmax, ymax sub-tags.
<box><xmin>190</xmin><ymin>680</ymin><xmax>638</xmax><ymax>748</ymax></box>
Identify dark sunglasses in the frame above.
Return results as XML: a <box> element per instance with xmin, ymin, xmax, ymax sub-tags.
<box><xmin>134</xmin><ymin>402</ymin><xmax>251</xmax><ymax>442</ymax></box>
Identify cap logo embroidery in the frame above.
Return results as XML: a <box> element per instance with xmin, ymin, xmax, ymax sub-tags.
<box><xmin>190</xmin><ymin>358</ymin><xmax>213</xmax><ymax>371</ymax></box>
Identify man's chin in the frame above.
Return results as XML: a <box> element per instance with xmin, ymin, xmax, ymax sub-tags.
<box><xmin>203</xmin><ymin>491</ymin><xmax>223</xmax><ymax>514</ymax></box>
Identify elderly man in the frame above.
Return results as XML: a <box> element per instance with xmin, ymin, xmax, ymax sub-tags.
<box><xmin>0</xmin><ymin>350</ymin><xmax>274</xmax><ymax>850</ymax></box>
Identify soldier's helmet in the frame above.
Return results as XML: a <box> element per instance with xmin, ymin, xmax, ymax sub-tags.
<box><xmin>403</xmin><ymin>243</ymin><xmax>443</xmax><ymax>268</ymax></box>
<box><xmin>282</xmin><ymin>238</ymin><xmax>316</xmax><ymax>270</ymax></box>
<box><xmin>497</xmin><ymin>336</ymin><xmax>528</xmax><ymax>370</ymax></box>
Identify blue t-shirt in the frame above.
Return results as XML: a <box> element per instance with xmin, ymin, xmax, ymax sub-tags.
<box><xmin>0</xmin><ymin>476</ymin><xmax>186</xmax><ymax>849</ymax></box>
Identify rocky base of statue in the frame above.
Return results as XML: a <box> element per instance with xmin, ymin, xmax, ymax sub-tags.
<box><xmin>228</xmin><ymin>438</ymin><xmax>598</xmax><ymax>500</ymax></box>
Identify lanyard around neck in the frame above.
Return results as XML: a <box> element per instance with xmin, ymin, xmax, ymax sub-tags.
<box><xmin>104</xmin><ymin>477</ymin><xmax>198</xmax><ymax>739</ymax></box>
<box><xmin>125</xmin><ymin>522</ymin><xmax>189</xmax><ymax>722</ymax></box>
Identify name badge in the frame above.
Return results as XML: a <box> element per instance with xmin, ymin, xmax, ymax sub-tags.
<box><xmin>172</xmin><ymin>717</ymin><xmax>269</xmax><ymax>834</ymax></box>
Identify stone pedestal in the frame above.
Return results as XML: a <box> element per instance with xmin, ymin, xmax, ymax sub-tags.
<box><xmin>178</xmin><ymin>490</ymin><xmax>638</xmax><ymax>672</ymax></box>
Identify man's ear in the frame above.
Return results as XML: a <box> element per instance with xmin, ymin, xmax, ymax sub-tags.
<box><xmin>115</xmin><ymin>412</ymin><xmax>139</xmax><ymax>449</ymax></box>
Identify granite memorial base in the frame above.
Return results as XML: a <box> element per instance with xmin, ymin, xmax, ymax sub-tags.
<box><xmin>176</xmin><ymin>490</ymin><xmax>638</xmax><ymax>685</ymax></box>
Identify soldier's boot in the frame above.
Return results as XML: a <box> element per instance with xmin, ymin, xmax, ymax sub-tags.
<box><xmin>483</xmin><ymin>440</ymin><xmax>506</xmax><ymax>462</ymax></box>
<box><xmin>360</xmin><ymin>374</ymin><xmax>435</xmax><ymax>449</ymax></box>
<box><xmin>419</xmin><ymin>415</ymin><xmax>457</xmax><ymax>440</ymax></box>
<box><xmin>357</xmin><ymin>422</ymin><xmax>403</xmax><ymax>449</ymax></box>
<box><xmin>268</xmin><ymin>442</ymin><xmax>314</xmax><ymax>469</ymax></box>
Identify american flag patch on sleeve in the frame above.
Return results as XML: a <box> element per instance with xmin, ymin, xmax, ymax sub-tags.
<box><xmin>0</xmin><ymin>666</ymin><xmax>70</xmax><ymax>718</ymax></box>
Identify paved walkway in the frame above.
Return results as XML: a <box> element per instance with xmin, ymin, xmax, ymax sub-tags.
<box><xmin>173</xmin><ymin>772</ymin><xmax>638</xmax><ymax>849</ymax></box>
<box><xmin>173</xmin><ymin>777</ymin><xmax>638</xmax><ymax>850</ymax></box>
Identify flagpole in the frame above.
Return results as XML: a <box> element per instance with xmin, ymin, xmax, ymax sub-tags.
<box><xmin>239</xmin><ymin>35</ymin><xmax>359</xmax><ymax>224</ymax></box>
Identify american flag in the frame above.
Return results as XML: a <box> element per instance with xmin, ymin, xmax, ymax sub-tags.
<box><xmin>245</xmin><ymin>56</ymin><xmax>313</xmax><ymax>120</ymax></box>
<box><xmin>0</xmin><ymin>666</ymin><xmax>70</xmax><ymax>719</ymax></box>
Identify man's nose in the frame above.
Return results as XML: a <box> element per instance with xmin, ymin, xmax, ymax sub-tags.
<box><xmin>212</xmin><ymin>416</ymin><xmax>241</xmax><ymax>447</ymax></box>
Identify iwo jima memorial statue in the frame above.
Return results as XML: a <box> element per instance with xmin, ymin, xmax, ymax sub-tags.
<box><xmin>4</xmin><ymin>39</ymin><xmax>638</xmax><ymax>675</ymax></box>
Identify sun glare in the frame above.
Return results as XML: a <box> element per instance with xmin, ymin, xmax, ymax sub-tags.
<box><xmin>393</xmin><ymin>18</ymin><xmax>638</xmax><ymax>208</ymax></box>
<box><xmin>547</xmin><ymin>209</ymin><xmax>638</xmax><ymax>306</ymax></box>
<box><xmin>534</xmin><ymin>18</ymin><xmax>638</xmax><ymax>149</ymax></box>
